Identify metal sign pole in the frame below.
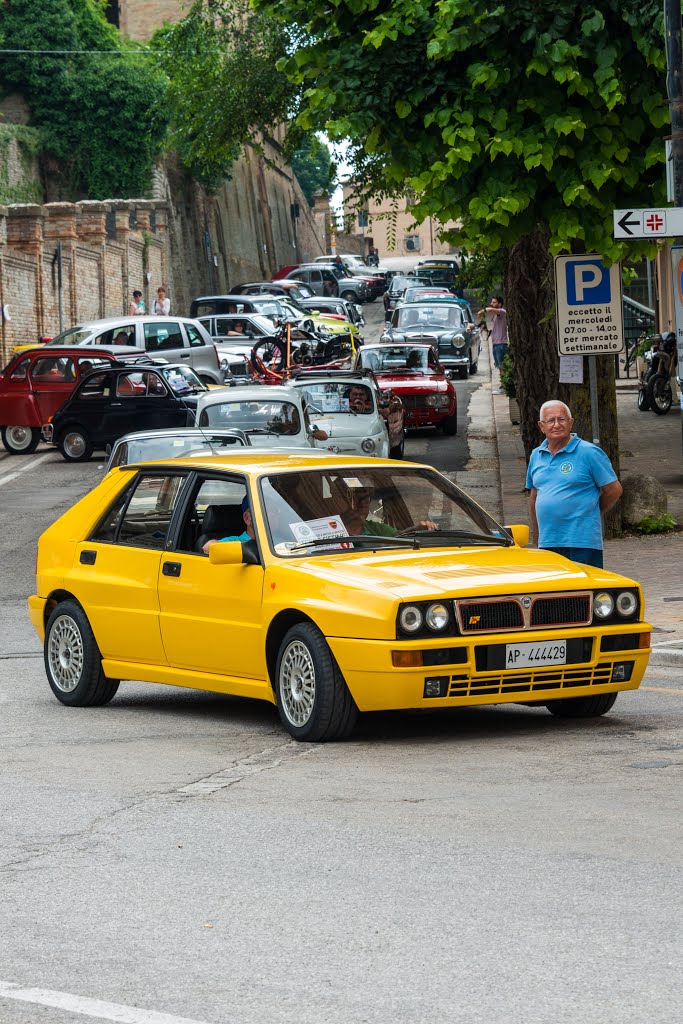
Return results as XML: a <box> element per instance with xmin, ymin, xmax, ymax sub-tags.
<box><xmin>588</xmin><ymin>354</ymin><xmax>600</xmax><ymax>445</ymax></box>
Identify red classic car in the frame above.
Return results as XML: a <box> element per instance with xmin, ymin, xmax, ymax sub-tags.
<box><xmin>0</xmin><ymin>345</ymin><xmax>143</xmax><ymax>454</ymax></box>
<box><xmin>355</xmin><ymin>343</ymin><xmax>457</xmax><ymax>435</ymax></box>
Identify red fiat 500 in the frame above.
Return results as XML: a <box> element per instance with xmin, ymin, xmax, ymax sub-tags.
<box><xmin>355</xmin><ymin>343</ymin><xmax>458</xmax><ymax>436</ymax></box>
<box><xmin>0</xmin><ymin>346</ymin><xmax>141</xmax><ymax>454</ymax></box>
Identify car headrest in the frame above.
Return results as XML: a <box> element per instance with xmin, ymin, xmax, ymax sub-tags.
<box><xmin>201</xmin><ymin>504</ymin><xmax>245</xmax><ymax>535</ymax></box>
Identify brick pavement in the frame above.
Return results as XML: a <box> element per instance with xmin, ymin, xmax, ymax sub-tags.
<box><xmin>480</xmin><ymin>354</ymin><xmax>683</xmax><ymax>663</ymax></box>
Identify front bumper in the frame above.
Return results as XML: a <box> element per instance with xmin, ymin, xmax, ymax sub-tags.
<box><xmin>327</xmin><ymin>625</ymin><xmax>650</xmax><ymax>712</ymax></box>
<box><xmin>41</xmin><ymin>423</ymin><xmax>53</xmax><ymax>443</ymax></box>
<box><xmin>28</xmin><ymin>595</ymin><xmax>47</xmax><ymax>641</ymax></box>
<box><xmin>439</xmin><ymin>354</ymin><xmax>469</xmax><ymax>368</ymax></box>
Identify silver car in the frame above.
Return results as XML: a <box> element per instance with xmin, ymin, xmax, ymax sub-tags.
<box><xmin>285</xmin><ymin>265</ymin><xmax>369</xmax><ymax>304</ymax></box>
<box><xmin>44</xmin><ymin>315</ymin><xmax>227</xmax><ymax>385</ymax></box>
<box><xmin>104</xmin><ymin>427</ymin><xmax>250</xmax><ymax>472</ymax></box>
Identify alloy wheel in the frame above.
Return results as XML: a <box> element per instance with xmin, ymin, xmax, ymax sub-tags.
<box><xmin>279</xmin><ymin>640</ymin><xmax>316</xmax><ymax>727</ymax></box>
<box><xmin>47</xmin><ymin>614</ymin><xmax>85</xmax><ymax>692</ymax></box>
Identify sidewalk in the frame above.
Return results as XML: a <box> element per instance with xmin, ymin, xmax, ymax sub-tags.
<box><xmin>483</xmin><ymin>361</ymin><xmax>683</xmax><ymax>666</ymax></box>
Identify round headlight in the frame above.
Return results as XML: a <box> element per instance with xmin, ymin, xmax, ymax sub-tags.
<box><xmin>452</xmin><ymin>333</ymin><xmax>466</xmax><ymax>347</ymax></box>
<box><xmin>400</xmin><ymin>606</ymin><xmax>423</xmax><ymax>633</ymax></box>
<box><xmin>616</xmin><ymin>591</ymin><xmax>637</xmax><ymax>616</ymax></box>
<box><xmin>425</xmin><ymin>603</ymin><xmax>449</xmax><ymax>631</ymax></box>
<box><xmin>593</xmin><ymin>592</ymin><xmax>615</xmax><ymax>619</ymax></box>
<box><xmin>361</xmin><ymin>438</ymin><xmax>376</xmax><ymax>453</ymax></box>
<box><xmin>220</xmin><ymin>358</ymin><xmax>229</xmax><ymax>369</ymax></box>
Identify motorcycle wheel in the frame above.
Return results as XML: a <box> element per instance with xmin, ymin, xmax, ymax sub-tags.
<box><xmin>646</xmin><ymin>374</ymin><xmax>672</xmax><ymax>415</ymax></box>
<box><xmin>637</xmin><ymin>387</ymin><xmax>651</xmax><ymax>412</ymax></box>
<box><xmin>251</xmin><ymin>338</ymin><xmax>286</xmax><ymax>374</ymax></box>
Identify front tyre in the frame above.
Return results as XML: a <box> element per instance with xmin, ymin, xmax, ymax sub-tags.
<box><xmin>546</xmin><ymin>692</ymin><xmax>617</xmax><ymax>718</ymax></box>
<box><xmin>646</xmin><ymin>374</ymin><xmax>672</xmax><ymax>415</ymax></box>
<box><xmin>1</xmin><ymin>425</ymin><xmax>40</xmax><ymax>454</ymax></box>
<box><xmin>44</xmin><ymin>600</ymin><xmax>120</xmax><ymax>707</ymax></box>
<box><xmin>59</xmin><ymin>427</ymin><xmax>94</xmax><ymax>462</ymax></box>
<box><xmin>440</xmin><ymin>410</ymin><xmax>458</xmax><ymax>435</ymax></box>
<box><xmin>275</xmin><ymin>622</ymin><xmax>358</xmax><ymax>741</ymax></box>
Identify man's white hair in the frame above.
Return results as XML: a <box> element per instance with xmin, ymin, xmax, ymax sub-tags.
<box><xmin>539</xmin><ymin>400</ymin><xmax>572</xmax><ymax>420</ymax></box>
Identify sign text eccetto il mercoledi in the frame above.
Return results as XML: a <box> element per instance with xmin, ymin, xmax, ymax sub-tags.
<box><xmin>554</xmin><ymin>255</ymin><xmax>624</xmax><ymax>356</ymax></box>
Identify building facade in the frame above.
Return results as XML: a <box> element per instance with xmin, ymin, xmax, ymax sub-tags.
<box><xmin>342</xmin><ymin>184</ymin><xmax>460</xmax><ymax>259</ymax></box>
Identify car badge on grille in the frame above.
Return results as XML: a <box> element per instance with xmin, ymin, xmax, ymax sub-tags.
<box><xmin>520</xmin><ymin>597</ymin><xmax>532</xmax><ymax>609</ymax></box>
<box><xmin>468</xmin><ymin>615</ymin><xmax>481</xmax><ymax>624</ymax></box>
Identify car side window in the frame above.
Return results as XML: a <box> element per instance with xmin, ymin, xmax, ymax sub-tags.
<box><xmin>31</xmin><ymin>356</ymin><xmax>76</xmax><ymax>383</ymax></box>
<box><xmin>143</xmin><ymin>321</ymin><xmax>184</xmax><ymax>352</ymax></box>
<box><xmin>175</xmin><ymin>475</ymin><xmax>249</xmax><ymax>554</ymax></box>
<box><xmin>10</xmin><ymin>358</ymin><xmax>30</xmax><ymax>381</ymax></box>
<box><xmin>116</xmin><ymin>371</ymin><xmax>168</xmax><ymax>398</ymax></box>
<box><xmin>95</xmin><ymin>324</ymin><xmax>137</xmax><ymax>347</ymax></box>
<box><xmin>79</xmin><ymin>372</ymin><xmax>110</xmax><ymax>398</ymax></box>
<box><xmin>116</xmin><ymin>474</ymin><xmax>186</xmax><ymax>549</ymax></box>
<box><xmin>185</xmin><ymin>323</ymin><xmax>206</xmax><ymax>348</ymax></box>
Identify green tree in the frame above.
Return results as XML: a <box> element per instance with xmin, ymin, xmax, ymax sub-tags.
<box><xmin>257</xmin><ymin>0</ymin><xmax>668</xmax><ymax>488</ymax></box>
<box><xmin>0</xmin><ymin>0</ymin><xmax>168</xmax><ymax>198</ymax></box>
<box><xmin>153</xmin><ymin>0</ymin><xmax>296</xmax><ymax>191</ymax></box>
<box><xmin>291</xmin><ymin>136</ymin><xmax>336</xmax><ymax>205</ymax></box>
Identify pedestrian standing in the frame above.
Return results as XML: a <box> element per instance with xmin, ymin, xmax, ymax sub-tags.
<box><xmin>128</xmin><ymin>290</ymin><xmax>145</xmax><ymax>316</ymax></box>
<box><xmin>477</xmin><ymin>295</ymin><xmax>507</xmax><ymax>386</ymax></box>
<box><xmin>153</xmin><ymin>287</ymin><xmax>171</xmax><ymax>315</ymax></box>
<box><xmin>526</xmin><ymin>400</ymin><xmax>623</xmax><ymax>568</ymax></box>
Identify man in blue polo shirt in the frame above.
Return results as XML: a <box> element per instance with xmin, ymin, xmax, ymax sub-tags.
<box><xmin>526</xmin><ymin>400</ymin><xmax>623</xmax><ymax>568</ymax></box>
<box><xmin>202</xmin><ymin>495</ymin><xmax>253</xmax><ymax>555</ymax></box>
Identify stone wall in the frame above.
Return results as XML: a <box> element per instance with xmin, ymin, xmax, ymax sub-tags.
<box><xmin>0</xmin><ymin>200</ymin><xmax>169</xmax><ymax>363</ymax></box>
<box><xmin>0</xmin><ymin>125</ymin><xmax>43</xmax><ymax>206</ymax></box>
<box><xmin>117</xmin><ymin>0</ymin><xmax>187</xmax><ymax>40</ymax></box>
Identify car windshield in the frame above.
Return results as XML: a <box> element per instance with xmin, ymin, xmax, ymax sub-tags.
<box><xmin>199</xmin><ymin>399</ymin><xmax>302</xmax><ymax>435</ymax></box>
<box><xmin>259</xmin><ymin>466</ymin><xmax>508</xmax><ymax>557</ymax></box>
<box><xmin>45</xmin><ymin>326</ymin><xmax>94</xmax><ymax>346</ymax></box>
<box><xmin>389</xmin><ymin>276</ymin><xmax>413</xmax><ymax>295</ymax></box>
<box><xmin>395</xmin><ymin>305</ymin><xmax>464</xmax><ymax>329</ymax></box>
<box><xmin>359</xmin><ymin>347</ymin><xmax>432</xmax><ymax>372</ymax></box>
<box><xmin>278</xmin><ymin>297</ymin><xmax>308</xmax><ymax>317</ymax></box>
<box><xmin>109</xmin><ymin>432</ymin><xmax>247</xmax><ymax>468</ymax></box>
<box><xmin>161</xmin><ymin>365</ymin><xmax>206</xmax><ymax>393</ymax></box>
<box><xmin>296</xmin><ymin>381</ymin><xmax>374</xmax><ymax>416</ymax></box>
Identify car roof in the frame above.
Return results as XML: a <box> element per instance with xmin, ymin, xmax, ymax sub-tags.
<box><xmin>124</xmin><ymin>451</ymin><xmax>401</xmax><ymax>475</ymax></box>
<box><xmin>61</xmin><ymin>315</ymin><xmax>199</xmax><ymax>330</ymax></box>
<box><xmin>193</xmin><ymin>294</ymin><xmax>279</xmax><ymax>303</ymax></box>
<box><xmin>362</xmin><ymin>342</ymin><xmax>434</xmax><ymax>350</ymax></box>
<box><xmin>112</xmin><ymin>427</ymin><xmax>248</xmax><ymax>443</ymax></box>
<box><xmin>10</xmin><ymin>346</ymin><xmax>136</xmax><ymax>358</ymax></box>
<box><xmin>197</xmin><ymin>383</ymin><xmax>300</xmax><ymax>403</ymax></box>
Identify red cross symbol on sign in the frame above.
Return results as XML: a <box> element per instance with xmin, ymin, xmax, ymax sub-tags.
<box><xmin>645</xmin><ymin>213</ymin><xmax>664</xmax><ymax>232</ymax></box>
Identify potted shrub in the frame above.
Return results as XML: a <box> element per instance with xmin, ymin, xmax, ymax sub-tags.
<box><xmin>499</xmin><ymin>351</ymin><xmax>519</xmax><ymax>423</ymax></box>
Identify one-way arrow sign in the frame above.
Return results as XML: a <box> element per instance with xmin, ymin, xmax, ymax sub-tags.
<box><xmin>613</xmin><ymin>207</ymin><xmax>683</xmax><ymax>238</ymax></box>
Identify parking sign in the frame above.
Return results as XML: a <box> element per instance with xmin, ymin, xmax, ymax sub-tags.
<box><xmin>555</xmin><ymin>255</ymin><xmax>624</xmax><ymax>356</ymax></box>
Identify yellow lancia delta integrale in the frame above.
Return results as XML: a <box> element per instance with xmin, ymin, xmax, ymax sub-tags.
<box><xmin>29</xmin><ymin>454</ymin><xmax>651</xmax><ymax>741</ymax></box>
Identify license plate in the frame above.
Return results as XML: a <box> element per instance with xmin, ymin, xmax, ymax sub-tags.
<box><xmin>505</xmin><ymin>640</ymin><xmax>567</xmax><ymax>669</ymax></box>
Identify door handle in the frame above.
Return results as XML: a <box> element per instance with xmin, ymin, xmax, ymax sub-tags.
<box><xmin>162</xmin><ymin>561</ymin><xmax>182</xmax><ymax>577</ymax></box>
<box><xmin>80</xmin><ymin>550</ymin><xmax>97</xmax><ymax>565</ymax></box>
<box><xmin>180</xmin><ymin>353</ymin><xmax>190</xmax><ymax>359</ymax></box>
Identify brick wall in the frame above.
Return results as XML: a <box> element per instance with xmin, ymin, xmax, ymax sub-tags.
<box><xmin>118</xmin><ymin>0</ymin><xmax>187</xmax><ymax>40</ymax></box>
<box><xmin>0</xmin><ymin>200</ymin><xmax>170</xmax><ymax>362</ymax></box>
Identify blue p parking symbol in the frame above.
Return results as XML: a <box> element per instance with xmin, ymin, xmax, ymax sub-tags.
<box><xmin>565</xmin><ymin>260</ymin><xmax>611</xmax><ymax>304</ymax></box>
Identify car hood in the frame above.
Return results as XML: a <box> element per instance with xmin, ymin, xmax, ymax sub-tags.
<box><xmin>308</xmin><ymin>414</ymin><xmax>382</xmax><ymax>439</ymax></box>
<box><xmin>281</xmin><ymin>546</ymin><xmax>632</xmax><ymax>601</ymax></box>
<box><xmin>374</xmin><ymin>371</ymin><xmax>450</xmax><ymax>391</ymax></box>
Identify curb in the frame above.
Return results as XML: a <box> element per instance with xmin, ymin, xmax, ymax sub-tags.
<box><xmin>649</xmin><ymin>646</ymin><xmax>683</xmax><ymax>667</ymax></box>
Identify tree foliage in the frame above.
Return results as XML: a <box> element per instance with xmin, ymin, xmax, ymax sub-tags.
<box><xmin>153</xmin><ymin>0</ymin><xmax>297</xmax><ymax>191</ymax></box>
<box><xmin>0</xmin><ymin>0</ymin><xmax>168</xmax><ymax>199</ymax></box>
<box><xmin>291</xmin><ymin>136</ymin><xmax>336</xmax><ymax>205</ymax></box>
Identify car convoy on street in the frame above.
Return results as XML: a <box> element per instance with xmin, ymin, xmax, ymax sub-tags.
<box><xmin>0</xmin><ymin>250</ymin><xmax>653</xmax><ymax>742</ymax></box>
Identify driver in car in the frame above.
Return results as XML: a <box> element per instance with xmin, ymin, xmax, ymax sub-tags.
<box><xmin>347</xmin><ymin>385</ymin><xmax>372</xmax><ymax>413</ymax></box>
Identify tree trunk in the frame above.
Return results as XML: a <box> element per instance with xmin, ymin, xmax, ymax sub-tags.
<box><xmin>505</xmin><ymin>227</ymin><xmax>622</xmax><ymax>536</ymax></box>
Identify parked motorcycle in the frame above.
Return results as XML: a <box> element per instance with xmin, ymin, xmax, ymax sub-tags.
<box><xmin>638</xmin><ymin>332</ymin><xmax>677</xmax><ymax>415</ymax></box>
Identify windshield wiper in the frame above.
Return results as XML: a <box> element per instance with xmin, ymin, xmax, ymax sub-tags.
<box><xmin>398</xmin><ymin>528</ymin><xmax>511</xmax><ymax>546</ymax></box>
<box><xmin>287</xmin><ymin>534</ymin><xmax>421</xmax><ymax>552</ymax></box>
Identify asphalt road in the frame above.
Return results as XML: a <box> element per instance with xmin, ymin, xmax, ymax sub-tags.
<box><xmin>0</xmin><ymin>300</ymin><xmax>681</xmax><ymax>1024</ymax></box>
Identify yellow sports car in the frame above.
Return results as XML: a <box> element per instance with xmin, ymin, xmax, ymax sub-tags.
<box><xmin>29</xmin><ymin>453</ymin><xmax>651</xmax><ymax>741</ymax></box>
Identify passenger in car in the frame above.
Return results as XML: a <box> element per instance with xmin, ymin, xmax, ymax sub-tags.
<box><xmin>202</xmin><ymin>496</ymin><xmax>253</xmax><ymax>554</ymax></box>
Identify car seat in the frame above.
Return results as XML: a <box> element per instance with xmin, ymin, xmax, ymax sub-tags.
<box><xmin>195</xmin><ymin>504</ymin><xmax>246</xmax><ymax>552</ymax></box>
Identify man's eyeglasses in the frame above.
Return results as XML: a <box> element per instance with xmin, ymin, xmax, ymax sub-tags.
<box><xmin>542</xmin><ymin>417</ymin><xmax>569</xmax><ymax>425</ymax></box>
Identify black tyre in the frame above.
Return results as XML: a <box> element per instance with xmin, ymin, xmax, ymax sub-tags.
<box><xmin>469</xmin><ymin>355</ymin><xmax>478</xmax><ymax>375</ymax></box>
<box><xmin>44</xmin><ymin>600</ymin><xmax>120</xmax><ymax>707</ymax></box>
<box><xmin>251</xmin><ymin>338</ymin><xmax>285</xmax><ymax>373</ymax></box>
<box><xmin>457</xmin><ymin>366</ymin><xmax>468</xmax><ymax>379</ymax></box>
<box><xmin>390</xmin><ymin>434</ymin><xmax>405</xmax><ymax>459</ymax></box>
<box><xmin>546</xmin><ymin>692</ymin><xmax>617</xmax><ymax>718</ymax></box>
<box><xmin>1</xmin><ymin>425</ymin><xmax>40</xmax><ymax>454</ymax></box>
<box><xmin>59</xmin><ymin>426</ymin><xmax>94</xmax><ymax>462</ymax></box>
<box><xmin>275</xmin><ymin>622</ymin><xmax>358</xmax><ymax>741</ymax></box>
<box><xmin>341</xmin><ymin>290</ymin><xmax>359</xmax><ymax>303</ymax></box>
<box><xmin>441</xmin><ymin>410</ymin><xmax>458</xmax><ymax>435</ymax></box>
<box><xmin>637</xmin><ymin>387</ymin><xmax>650</xmax><ymax>412</ymax></box>
<box><xmin>646</xmin><ymin>374</ymin><xmax>672</xmax><ymax>415</ymax></box>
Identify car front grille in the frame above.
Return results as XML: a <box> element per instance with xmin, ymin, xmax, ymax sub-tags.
<box><xmin>448</xmin><ymin>663</ymin><xmax>614</xmax><ymax>697</ymax></box>
<box><xmin>455</xmin><ymin>591</ymin><xmax>592</xmax><ymax>634</ymax></box>
<box><xmin>398</xmin><ymin>394</ymin><xmax>427</xmax><ymax>409</ymax></box>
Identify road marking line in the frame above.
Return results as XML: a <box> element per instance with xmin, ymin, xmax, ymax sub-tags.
<box><xmin>641</xmin><ymin>686</ymin><xmax>683</xmax><ymax>694</ymax></box>
<box><xmin>0</xmin><ymin>979</ymin><xmax>217</xmax><ymax>1024</ymax></box>
<box><xmin>0</xmin><ymin>452</ymin><xmax>53</xmax><ymax>488</ymax></box>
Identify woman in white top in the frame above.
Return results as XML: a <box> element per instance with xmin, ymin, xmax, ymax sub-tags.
<box><xmin>153</xmin><ymin>287</ymin><xmax>171</xmax><ymax>315</ymax></box>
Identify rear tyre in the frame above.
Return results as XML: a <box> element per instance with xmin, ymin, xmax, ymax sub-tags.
<box><xmin>59</xmin><ymin>427</ymin><xmax>94</xmax><ymax>462</ymax></box>
<box><xmin>44</xmin><ymin>600</ymin><xmax>120</xmax><ymax>707</ymax></box>
<box><xmin>646</xmin><ymin>374</ymin><xmax>672</xmax><ymax>415</ymax></box>
<box><xmin>546</xmin><ymin>692</ymin><xmax>617</xmax><ymax>718</ymax></box>
<box><xmin>251</xmin><ymin>338</ymin><xmax>285</xmax><ymax>374</ymax></box>
<box><xmin>441</xmin><ymin>410</ymin><xmax>458</xmax><ymax>435</ymax></box>
<box><xmin>2</xmin><ymin>425</ymin><xmax>40</xmax><ymax>454</ymax></box>
<box><xmin>275</xmin><ymin>622</ymin><xmax>358</xmax><ymax>742</ymax></box>
<box><xmin>469</xmin><ymin>355</ymin><xmax>478</xmax><ymax>375</ymax></box>
<box><xmin>457</xmin><ymin>366</ymin><xmax>468</xmax><ymax>379</ymax></box>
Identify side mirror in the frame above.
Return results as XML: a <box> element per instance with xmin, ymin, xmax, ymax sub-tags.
<box><xmin>505</xmin><ymin>524</ymin><xmax>529</xmax><ymax>547</ymax></box>
<box><xmin>209</xmin><ymin>540</ymin><xmax>245</xmax><ymax>565</ymax></box>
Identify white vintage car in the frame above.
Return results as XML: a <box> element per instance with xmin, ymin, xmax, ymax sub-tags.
<box><xmin>195</xmin><ymin>385</ymin><xmax>324</xmax><ymax>449</ymax></box>
<box><xmin>291</xmin><ymin>371</ymin><xmax>394</xmax><ymax>457</ymax></box>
